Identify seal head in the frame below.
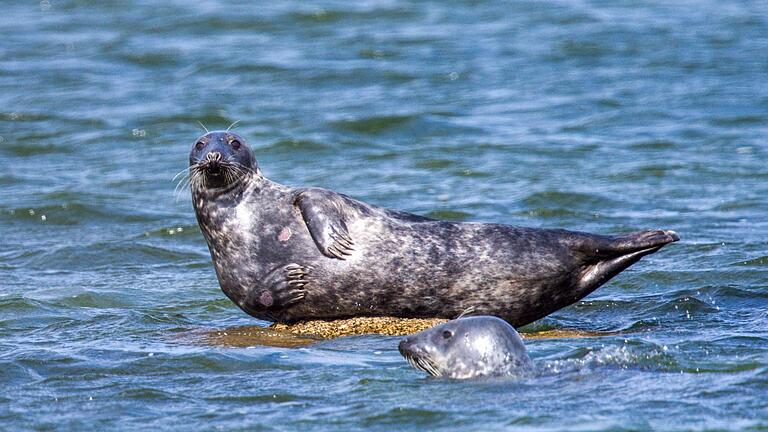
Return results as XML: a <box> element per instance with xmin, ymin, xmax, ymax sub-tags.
<box><xmin>189</xmin><ymin>131</ymin><xmax>256</xmax><ymax>191</ymax></box>
<box><xmin>399</xmin><ymin>316</ymin><xmax>532</xmax><ymax>379</ymax></box>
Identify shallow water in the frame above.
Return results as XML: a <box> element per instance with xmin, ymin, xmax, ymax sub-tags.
<box><xmin>1</xmin><ymin>0</ymin><xmax>767</xmax><ymax>430</ymax></box>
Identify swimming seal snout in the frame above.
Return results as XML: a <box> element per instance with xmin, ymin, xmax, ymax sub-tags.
<box><xmin>399</xmin><ymin>316</ymin><xmax>532</xmax><ymax>379</ymax></box>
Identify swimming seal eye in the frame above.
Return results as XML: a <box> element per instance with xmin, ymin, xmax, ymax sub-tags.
<box><xmin>195</xmin><ymin>141</ymin><xmax>205</xmax><ymax>150</ymax></box>
<box><xmin>442</xmin><ymin>330</ymin><xmax>453</xmax><ymax>339</ymax></box>
<box><xmin>230</xmin><ymin>139</ymin><xmax>241</xmax><ymax>150</ymax></box>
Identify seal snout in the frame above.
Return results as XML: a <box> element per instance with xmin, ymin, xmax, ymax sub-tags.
<box><xmin>398</xmin><ymin>337</ymin><xmax>425</xmax><ymax>362</ymax></box>
<box><xmin>205</xmin><ymin>151</ymin><xmax>222</xmax><ymax>162</ymax></box>
<box><xmin>202</xmin><ymin>151</ymin><xmax>224</xmax><ymax>176</ymax></box>
<box><xmin>664</xmin><ymin>230</ymin><xmax>680</xmax><ymax>242</ymax></box>
<box><xmin>398</xmin><ymin>338</ymin><xmax>412</xmax><ymax>356</ymax></box>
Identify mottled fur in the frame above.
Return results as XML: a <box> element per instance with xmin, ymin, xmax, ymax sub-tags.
<box><xmin>189</xmin><ymin>132</ymin><xmax>679</xmax><ymax>325</ymax></box>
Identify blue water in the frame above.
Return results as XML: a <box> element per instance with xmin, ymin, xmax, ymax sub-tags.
<box><xmin>1</xmin><ymin>1</ymin><xmax>767</xmax><ymax>430</ymax></box>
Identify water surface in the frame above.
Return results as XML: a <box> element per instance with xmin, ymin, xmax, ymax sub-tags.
<box><xmin>1</xmin><ymin>0</ymin><xmax>767</xmax><ymax>430</ymax></box>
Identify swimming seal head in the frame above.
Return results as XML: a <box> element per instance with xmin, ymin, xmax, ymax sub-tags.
<box><xmin>398</xmin><ymin>316</ymin><xmax>532</xmax><ymax>379</ymax></box>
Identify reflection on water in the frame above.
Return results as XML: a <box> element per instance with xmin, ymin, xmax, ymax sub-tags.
<box><xmin>201</xmin><ymin>326</ymin><xmax>320</xmax><ymax>348</ymax></box>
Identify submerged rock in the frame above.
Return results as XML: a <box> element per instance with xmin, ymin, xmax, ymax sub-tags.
<box><xmin>271</xmin><ymin>317</ymin><xmax>448</xmax><ymax>338</ymax></box>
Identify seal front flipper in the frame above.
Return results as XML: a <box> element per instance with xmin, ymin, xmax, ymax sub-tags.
<box><xmin>294</xmin><ymin>188</ymin><xmax>355</xmax><ymax>260</ymax></box>
<box><xmin>247</xmin><ymin>264</ymin><xmax>309</xmax><ymax>314</ymax></box>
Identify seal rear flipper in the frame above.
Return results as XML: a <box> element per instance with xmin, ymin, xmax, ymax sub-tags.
<box><xmin>577</xmin><ymin>229</ymin><xmax>679</xmax><ymax>292</ymax></box>
<box><xmin>601</xmin><ymin>229</ymin><xmax>680</xmax><ymax>254</ymax></box>
<box><xmin>295</xmin><ymin>189</ymin><xmax>355</xmax><ymax>260</ymax></box>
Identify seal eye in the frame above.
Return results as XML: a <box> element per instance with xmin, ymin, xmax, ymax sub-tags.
<box><xmin>230</xmin><ymin>139</ymin><xmax>241</xmax><ymax>150</ymax></box>
<box><xmin>195</xmin><ymin>141</ymin><xmax>205</xmax><ymax>151</ymax></box>
<box><xmin>442</xmin><ymin>330</ymin><xmax>453</xmax><ymax>339</ymax></box>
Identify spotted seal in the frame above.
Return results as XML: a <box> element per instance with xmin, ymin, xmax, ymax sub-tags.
<box><xmin>399</xmin><ymin>316</ymin><xmax>532</xmax><ymax>379</ymax></box>
<box><xmin>187</xmin><ymin>131</ymin><xmax>679</xmax><ymax>325</ymax></box>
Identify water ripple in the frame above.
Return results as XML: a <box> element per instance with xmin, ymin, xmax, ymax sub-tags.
<box><xmin>1</xmin><ymin>0</ymin><xmax>767</xmax><ymax>430</ymax></box>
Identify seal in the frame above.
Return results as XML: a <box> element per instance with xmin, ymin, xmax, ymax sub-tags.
<box><xmin>398</xmin><ymin>316</ymin><xmax>532</xmax><ymax>379</ymax></box>
<box><xmin>188</xmin><ymin>131</ymin><xmax>679</xmax><ymax>325</ymax></box>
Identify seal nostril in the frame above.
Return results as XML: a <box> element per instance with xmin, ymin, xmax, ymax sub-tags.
<box><xmin>206</xmin><ymin>151</ymin><xmax>222</xmax><ymax>162</ymax></box>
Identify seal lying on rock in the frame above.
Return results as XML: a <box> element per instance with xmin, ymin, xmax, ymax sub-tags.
<box><xmin>399</xmin><ymin>316</ymin><xmax>532</xmax><ymax>379</ymax></box>
<box><xmin>187</xmin><ymin>131</ymin><xmax>679</xmax><ymax>325</ymax></box>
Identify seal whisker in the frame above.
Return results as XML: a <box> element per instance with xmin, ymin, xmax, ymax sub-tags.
<box><xmin>197</xmin><ymin>121</ymin><xmax>209</xmax><ymax>133</ymax></box>
<box><xmin>172</xmin><ymin>167</ymin><xmax>191</xmax><ymax>182</ymax></box>
<box><xmin>226</xmin><ymin>120</ymin><xmax>241</xmax><ymax>132</ymax></box>
<box><xmin>416</xmin><ymin>357</ymin><xmax>438</xmax><ymax>376</ymax></box>
<box><xmin>187</xmin><ymin>167</ymin><xmax>206</xmax><ymax>192</ymax></box>
<box><xmin>173</xmin><ymin>171</ymin><xmax>190</xmax><ymax>187</ymax></box>
<box><xmin>406</xmin><ymin>355</ymin><xmax>420</xmax><ymax>371</ymax></box>
<box><xmin>425</xmin><ymin>358</ymin><xmax>442</xmax><ymax>377</ymax></box>
<box><xmin>174</xmin><ymin>173</ymin><xmax>190</xmax><ymax>193</ymax></box>
<box><xmin>174</xmin><ymin>176</ymin><xmax>192</xmax><ymax>202</ymax></box>
<box><xmin>456</xmin><ymin>306</ymin><xmax>478</xmax><ymax>319</ymax></box>
<box><xmin>410</xmin><ymin>358</ymin><xmax>420</xmax><ymax>371</ymax></box>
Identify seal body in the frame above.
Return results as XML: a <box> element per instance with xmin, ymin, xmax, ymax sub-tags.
<box><xmin>188</xmin><ymin>131</ymin><xmax>680</xmax><ymax>326</ymax></box>
<box><xmin>399</xmin><ymin>316</ymin><xmax>532</xmax><ymax>379</ymax></box>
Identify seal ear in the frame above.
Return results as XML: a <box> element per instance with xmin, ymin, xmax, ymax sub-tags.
<box><xmin>294</xmin><ymin>188</ymin><xmax>355</xmax><ymax>260</ymax></box>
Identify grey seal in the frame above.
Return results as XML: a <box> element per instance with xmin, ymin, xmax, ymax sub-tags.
<box><xmin>398</xmin><ymin>316</ymin><xmax>532</xmax><ymax>379</ymax></box>
<box><xmin>187</xmin><ymin>131</ymin><xmax>679</xmax><ymax>325</ymax></box>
